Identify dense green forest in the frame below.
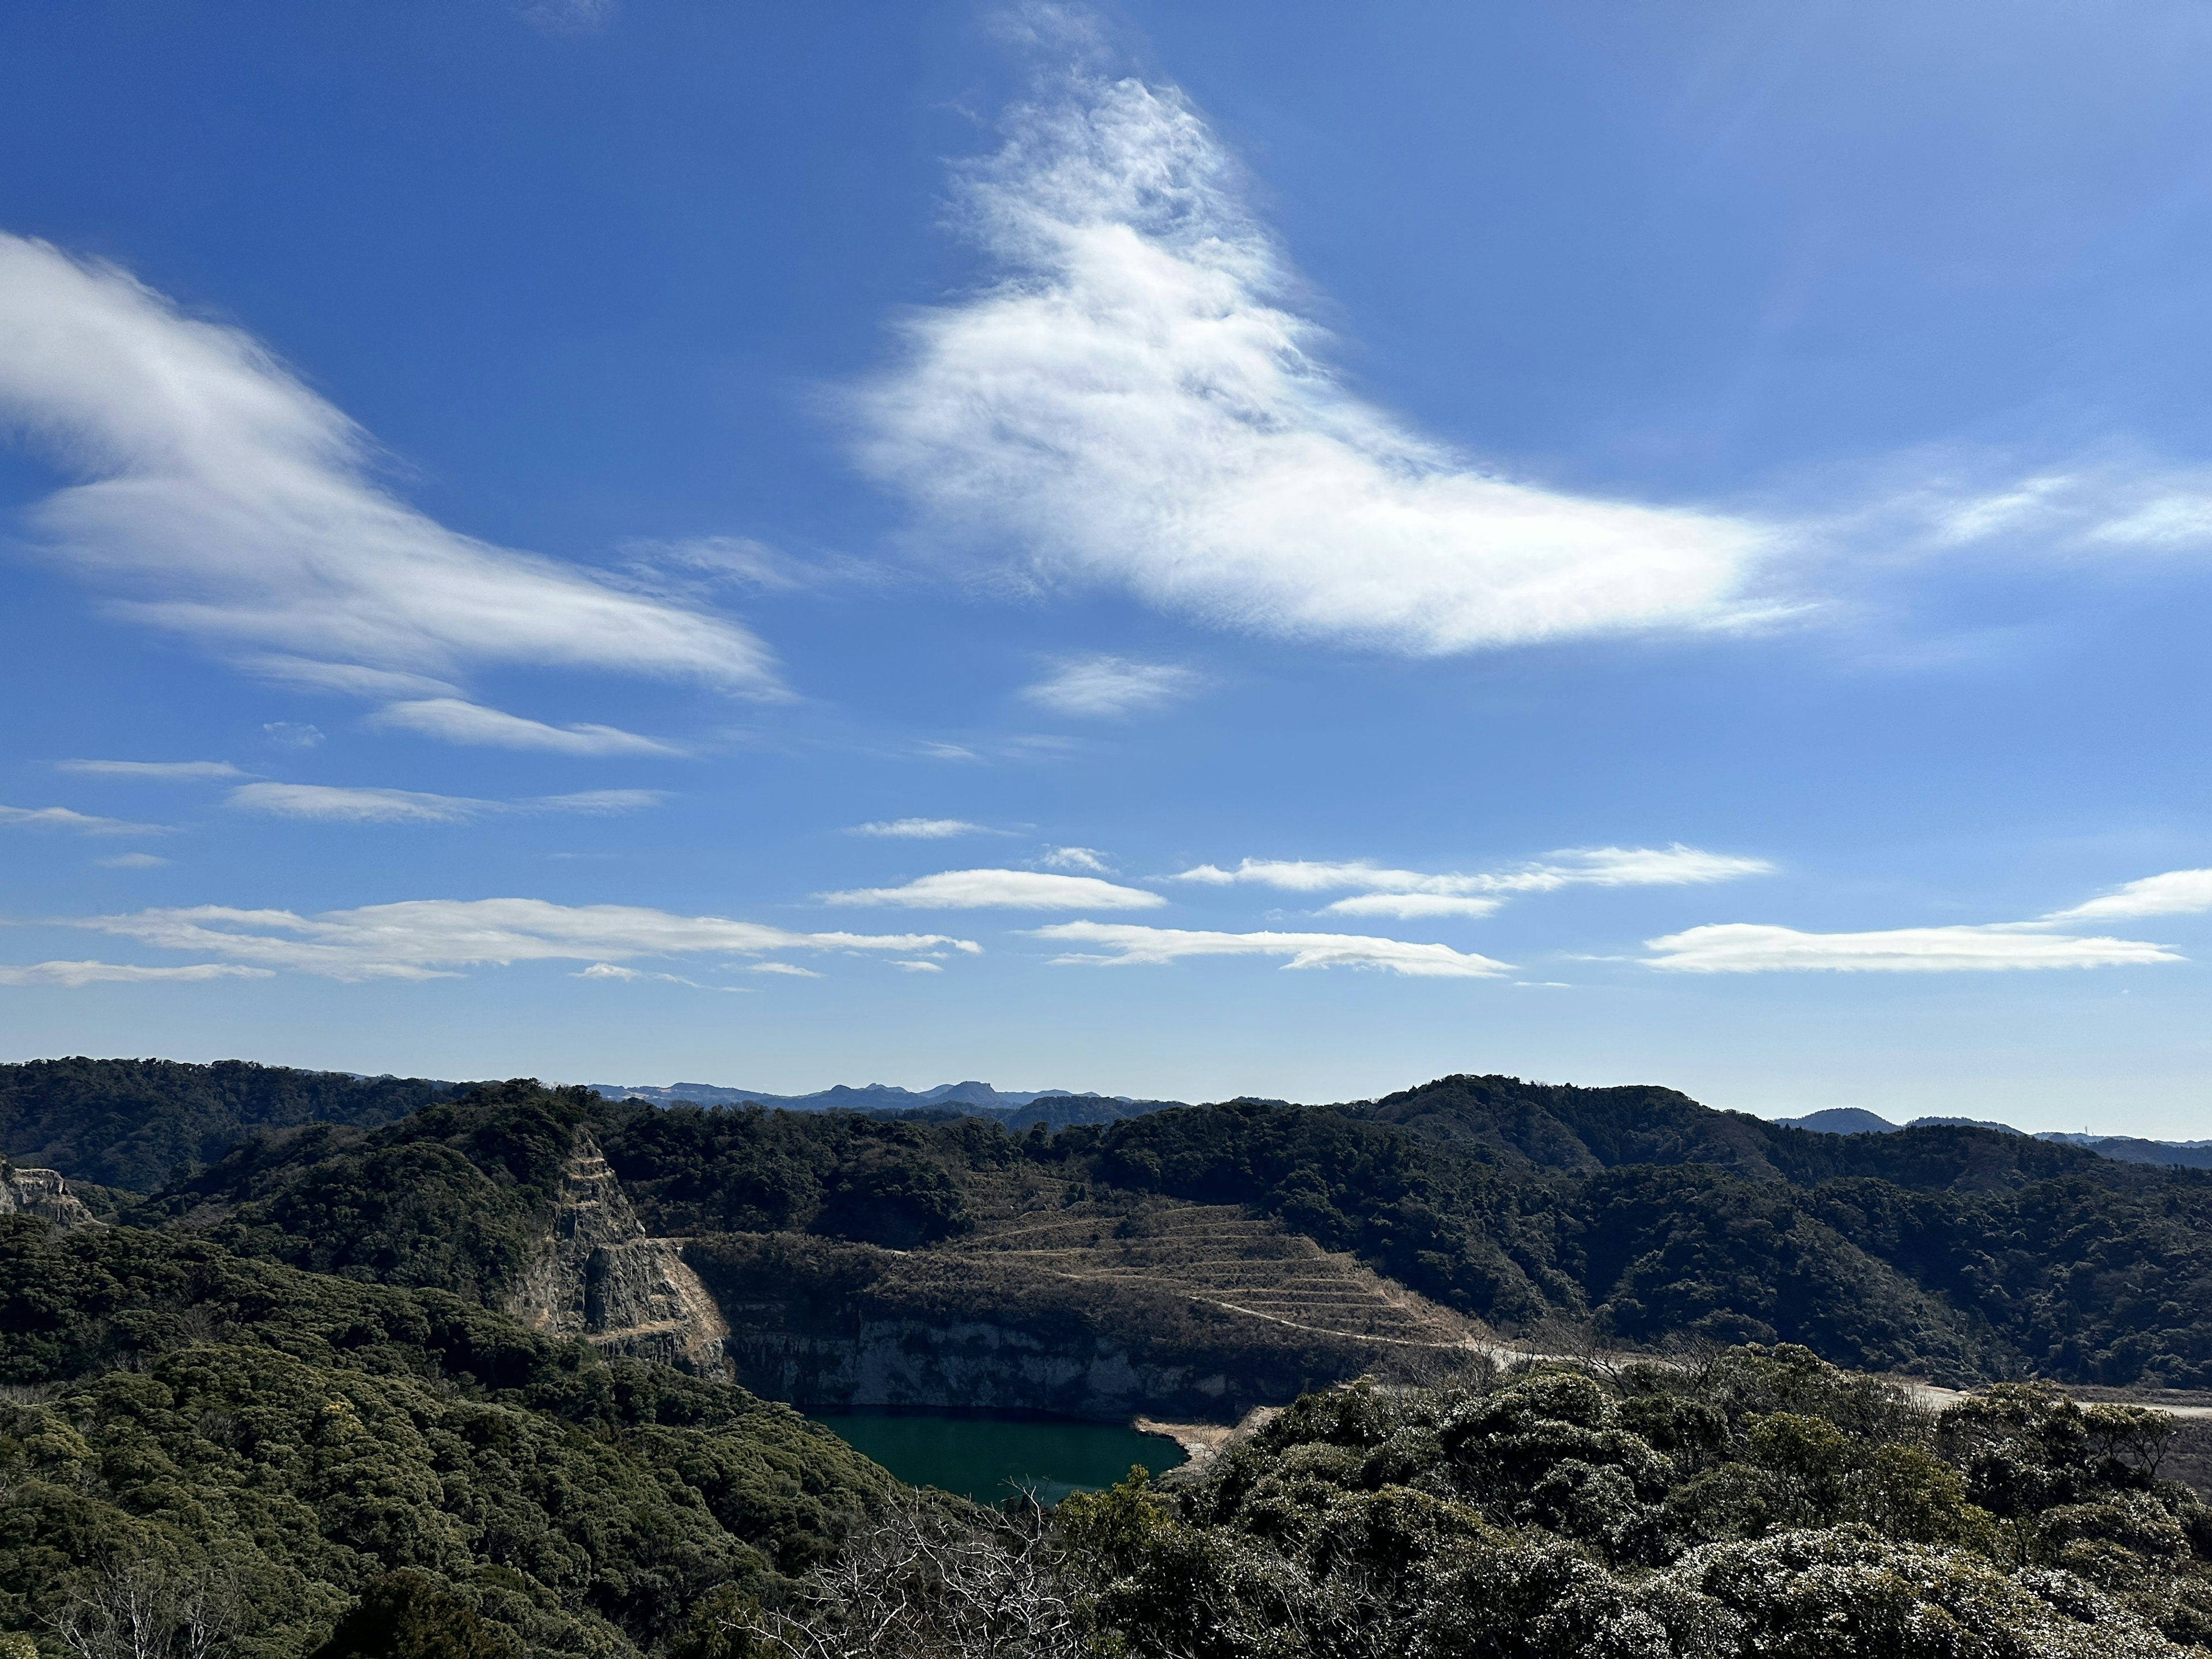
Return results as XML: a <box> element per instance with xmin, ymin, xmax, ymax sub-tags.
<box><xmin>0</xmin><ymin>1216</ymin><xmax>898</xmax><ymax>1659</ymax></box>
<box><xmin>1027</xmin><ymin>1344</ymin><xmax>2212</xmax><ymax>1657</ymax></box>
<box><xmin>5</xmin><ymin>1059</ymin><xmax>2212</xmax><ymax>1655</ymax></box>
<box><xmin>0</xmin><ymin>1060</ymin><xmax>459</xmax><ymax>1194</ymax></box>
<box><xmin>13</xmin><ymin>1061</ymin><xmax>2212</xmax><ymax>1388</ymax></box>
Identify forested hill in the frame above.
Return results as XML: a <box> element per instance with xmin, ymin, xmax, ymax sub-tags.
<box><xmin>1343</xmin><ymin>1072</ymin><xmax>2113</xmax><ymax>1188</ymax></box>
<box><xmin>0</xmin><ymin>1058</ymin><xmax>464</xmax><ymax>1192</ymax></box>
<box><xmin>19</xmin><ymin>1063</ymin><xmax>2196</xmax><ymax>1391</ymax></box>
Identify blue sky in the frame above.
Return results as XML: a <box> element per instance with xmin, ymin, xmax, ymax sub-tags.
<box><xmin>3</xmin><ymin>1</ymin><xmax>2210</xmax><ymax>1132</ymax></box>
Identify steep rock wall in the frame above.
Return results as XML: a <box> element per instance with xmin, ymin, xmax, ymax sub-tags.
<box><xmin>0</xmin><ymin>1164</ymin><xmax>97</xmax><ymax>1228</ymax></box>
<box><xmin>505</xmin><ymin>1128</ymin><xmax>729</xmax><ymax>1374</ymax></box>
<box><xmin>684</xmin><ymin>1232</ymin><xmax>1410</xmax><ymax>1423</ymax></box>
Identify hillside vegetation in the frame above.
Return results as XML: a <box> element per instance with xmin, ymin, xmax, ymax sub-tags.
<box><xmin>6</xmin><ymin>1060</ymin><xmax>2212</xmax><ymax>1655</ymax></box>
<box><xmin>13</xmin><ymin>1061</ymin><xmax>2211</xmax><ymax>1390</ymax></box>
<box><xmin>0</xmin><ymin>1059</ymin><xmax>457</xmax><ymax>1193</ymax></box>
<box><xmin>0</xmin><ymin>1216</ymin><xmax>899</xmax><ymax>1659</ymax></box>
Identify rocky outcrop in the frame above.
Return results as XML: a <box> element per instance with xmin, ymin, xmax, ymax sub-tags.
<box><xmin>505</xmin><ymin>1130</ymin><xmax>728</xmax><ymax>1374</ymax></box>
<box><xmin>684</xmin><ymin>1232</ymin><xmax>1412</xmax><ymax>1422</ymax></box>
<box><xmin>0</xmin><ymin>1164</ymin><xmax>97</xmax><ymax>1228</ymax></box>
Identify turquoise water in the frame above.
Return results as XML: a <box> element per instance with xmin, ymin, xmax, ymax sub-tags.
<box><xmin>807</xmin><ymin>1408</ymin><xmax>1187</xmax><ymax>1506</ymax></box>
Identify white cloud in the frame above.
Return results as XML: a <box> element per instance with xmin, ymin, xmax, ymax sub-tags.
<box><xmin>1030</xmin><ymin>921</ymin><xmax>1510</xmax><ymax>978</ymax></box>
<box><xmin>368</xmin><ymin>698</ymin><xmax>681</xmax><ymax>756</ymax></box>
<box><xmin>747</xmin><ymin>961</ymin><xmax>824</xmax><ymax>978</ymax></box>
<box><xmin>226</xmin><ymin>782</ymin><xmax>668</xmax><ymax>824</ymax></box>
<box><xmin>532</xmin><ymin>789</ymin><xmax>669</xmax><ymax>815</ymax></box>
<box><xmin>229</xmin><ymin>783</ymin><xmax>490</xmax><ymax>824</ymax></box>
<box><xmin>1022</xmin><ymin>655</ymin><xmax>1202</xmax><ymax>717</ymax></box>
<box><xmin>1</xmin><ymin>804</ymin><xmax>168</xmax><ymax>836</ymax></box>
<box><xmin>1323</xmin><ymin>893</ymin><xmax>1503</xmax><ymax>920</ymax></box>
<box><xmin>1642</xmin><ymin>922</ymin><xmax>2180</xmax><ymax>974</ymax></box>
<box><xmin>893</xmin><ymin>959</ymin><xmax>946</xmax><ymax>972</ymax></box>
<box><xmin>855</xmin><ymin>75</ymin><xmax>1767</xmax><ymax>656</ymax></box>
<box><xmin>0</xmin><ymin>959</ymin><xmax>272</xmax><ymax>987</ymax></box>
<box><xmin>251</xmin><ymin>658</ymin><xmax>460</xmax><ymax>698</ymax></box>
<box><xmin>56</xmin><ymin>897</ymin><xmax>979</xmax><ymax>982</ymax></box>
<box><xmin>850</xmin><ymin>817</ymin><xmax>991</xmax><ymax>838</ymax></box>
<box><xmin>1921</xmin><ymin>463</ymin><xmax>2212</xmax><ymax>558</ymax></box>
<box><xmin>95</xmin><ymin>853</ymin><xmax>171</xmax><ymax>869</ymax></box>
<box><xmin>574</xmin><ymin>963</ymin><xmax>719</xmax><ymax>990</ymax></box>
<box><xmin>2043</xmin><ymin>868</ymin><xmax>2212</xmax><ymax>922</ymax></box>
<box><xmin>0</xmin><ymin>233</ymin><xmax>781</xmax><ymax>700</ymax></box>
<box><xmin>623</xmin><ymin>535</ymin><xmax>888</xmax><ymax>596</ymax></box>
<box><xmin>263</xmin><ymin>722</ymin><xmax>325</xmax><ymax>749</ymax></box>
<box><xmin>819</xmin><ymin>868</ymin><xmax>1165</xmax><ymax>910</ymax></box>
<box><xmin>1041</xmin><ymin>846</ymin><xmax>1112</xmax><ymax>873</ymax></box>
<box><xmin>918</xmin><ymin>742</ymin><xmax>984</xmax><ymax>763</ymax></box>
<box><xmin>1176</xmin><ymin>845</ymin><xmax>1770</xmax><ymax>903</ymax></box>
<box><xmin>58</xmin><ymin>759</ymin><xmax>245</xmax><ymax>781</ymax></box>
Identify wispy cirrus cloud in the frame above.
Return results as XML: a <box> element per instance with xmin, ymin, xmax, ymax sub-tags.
<box><xmin>1914</xmin><ymin>461</ymin><xmax>2212</xmax><ymax>559</ymax></box>
<box><xmin>52</xmin><ymin>897</ymin><xmax>979</xmax><ymax>982</ymax></box>
<box><xmin>1031</xmin><ymin>921</ymin><xmax>1509</xmax><ymax>978</ymax></box>
<box><xmin>849</xmin><ymin>817</ymin><xmax>994</xmax><ymax>839</ymax></box>
<box><xmin>0</xmin><ymin>959</ymin><xmax>272</xmax><ymax>987</ymax></box>
<box><xmin>367</xmin><ymin>698</ymin><xmax>681</xmax><ymax>756</ymax></box>
<box><xmin>819</xmin><ymin>868</ymin><xmax>1164</xmax><ymax>910</ymax></box>
<box><xmin>856</xmin><ymin>74</ymin><xmax>1768</xmax><ymax>655</ymax></box>
<box><xmin>1</xmin><ymin>803</ymin><xmax>168</xmax><ymax>836</ymax></box>
<box><xmin>1642</xmin><ymin>922</ymin><xmax>2178</xmax><ymax>974</ymax></box>
<box><xmin>2041</xmin><ymin>868</ymin><xmax>2212</xmax><ymax>922</ymax></box>
<box><xmin>575</xmin><ymin>962</ymin><xmax>728</xmax><ymax>991</ymax></box>
<box><xmin>226</xmin><ymin>782</ymin><xmax>669</xmax><ymax>825</ymax></box>
<box><xmin>58</xmin><ymin>759</ymin><xmax>245</xmax><ymax>781</ymax></box>
<box><xmin>94</xmin><ymin>853</ymin><xmax>171</xmax><ymax>869</ymax></box>
<box><xmin>230</xmin><ymin>783</ymin><xmax>489</xmax><ymax>825</ymax></box>
<box><xmin>1175</xmin><ymin>846</ymin><xmax>1770</xmax><ymax>915</ymax></box>
<box><xmin>1041</xmin><ymin>846</ymin><xmax>1113</xmax><ymax>873</ymax></box>
<box><xmin>1022</xmin><ymin>655</ymin><xmax>1202</xmax><ymax>717</ymax></box>
<box><xmin>0</xmin><ymin>233</ymin><xmax>782</xmax><ymax>730</ymax></box>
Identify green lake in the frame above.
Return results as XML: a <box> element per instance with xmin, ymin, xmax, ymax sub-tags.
<box><xmin>806</xmin><ymin>1408</ymin><xmax>1187</xmax><ymax>1505</ymax></box>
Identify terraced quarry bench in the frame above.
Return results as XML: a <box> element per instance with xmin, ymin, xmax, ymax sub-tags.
<box><xmin>683</xmin><ymin>1170</ymin><xmax>1486</xmax><ymax>1421</ymax></box>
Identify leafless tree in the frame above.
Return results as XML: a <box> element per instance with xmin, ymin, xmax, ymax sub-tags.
<box><xmin>48</xmin><ymin>1559</ymin><xmax>234</xmax><ymax>1659</ymax></box>
<box><xmin>730</xmin><ymin>1499</ymin><xmax>1089</xmax><ymax>1659</ymax></box>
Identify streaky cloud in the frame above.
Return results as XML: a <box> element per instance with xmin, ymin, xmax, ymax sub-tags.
<box><xmin>1022</xmin><ymin>655</ymin><xmax>1202</xmax><ymax>717</ymax></box>
<box><xmin>0</xmin><ymin>233</ymin><xmax>782</xmax><ymax>699</ymax></box>
<box><xmin>1176</xmin><ymin>845</ymin><xmax>1770</xmax><ymax>902</ymax></box>
<box><xmin>819</xmin><ymin>868</ymin><xmax>1164</xmax><ymax>910</ymax></box>
<box><xmin>849</xmin><ymin>817</ymin><xmax>992</xmax><ymax>838</ymax></box>
<box><xmin>56</xmin><ymin>897</ymin><xmax>980</xmax><ymax>982</ymax></box>
<box><xmin>226</xmin><ymin>783</ymin><xmax>669</xmax><ymax>824</ymax></box>
<box><xmin>369</xmin><ymin>698</ymin><xmax>681</xmax><ymax>756</ymax></box>
<box><xmin>1</xmin><ymin>803</ymin><xmax>169</xmax><ymax>836</ymax></box>
<box><xmin>1031</xmin><ymin>920</ymin><xmax>1509</xmax><ymax>978</ymax></box>
<box><xmin>229</xmin><ymin>783</ymin><xmax>490</xmax><ymax>825</ymax></box>
<box><xmin>58</xmin><ymin>759</ymin><xmax>246</xmax><ymax>781</ymax></box>
<box><xmin>1324</xmin><ymin>893</ymin><xmax>1503</xmax><ymax>920</ymax></box>
<box><xmin>0</xmin><ymin>959</ymin><xmax>272</xmax><ymax>987</ymax></box>
<box><xmin>1643</xmin><ymin>922</ymin><xmax>2179</xmax><ymax>973</ymax></box>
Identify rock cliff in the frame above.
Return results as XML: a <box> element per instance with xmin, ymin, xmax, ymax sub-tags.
<box><xmin>0</xmin><ymin>1163</ymin><xmax>97</xmax><ymax>1228</ymax></box>
<box><xmin>683</xmin><ymin>1230</ymin><xmax>1448</xmax><ymax>1422</ymax></box>
<box><xmin>505</xmin><ymin>1128</ymin><xmax>729</xmax><ymax>1374</ymax></box>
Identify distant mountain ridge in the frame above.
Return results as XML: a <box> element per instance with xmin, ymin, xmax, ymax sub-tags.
<box><xmin>584</xmin><ymin>1077</ymin><xmax>1189</xmax><ymax>1130</ymax></box>
<box><xmin>1775</xmin><ymin>1105</ymin><xmax>2212</xmax><ymax>1170</ymax></box>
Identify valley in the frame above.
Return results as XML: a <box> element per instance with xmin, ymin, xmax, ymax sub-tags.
<box><xmin>6</xmin><ymin>1058</ymin><xmax>2212</xmax><ymax>1657</ymax></box>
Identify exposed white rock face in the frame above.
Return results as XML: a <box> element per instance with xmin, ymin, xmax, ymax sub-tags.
<box><xmin>0</xmin><ymin>1165</ymin><xmax>97</xmax><ymax>1228</ymax></box>
<box><xmin>504</xmin><ymin>1128</ymin><xmax>729</xmax><ymax>1374</ymax></box>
